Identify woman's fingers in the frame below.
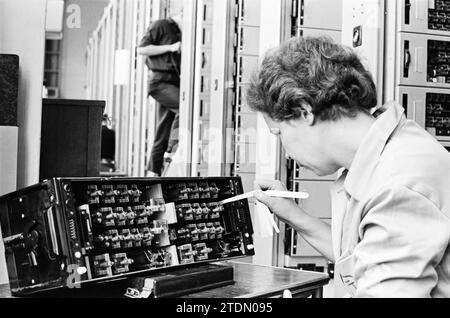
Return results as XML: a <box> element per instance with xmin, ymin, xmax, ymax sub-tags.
<box><xmin>253</xmin><ymin>190</ymin><xmax>276</xmax><ymax>207</ymax></box>
<box><xmin>254</xmin><ymin>179</ymin><xmax>285</xmax><ymax>191</ymax></box>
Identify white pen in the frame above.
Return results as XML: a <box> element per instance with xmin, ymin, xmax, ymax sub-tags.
<box><xmin>220</xmin><ymin>190</ymin><xmax>309</xmax><ymax>205</ymax></box>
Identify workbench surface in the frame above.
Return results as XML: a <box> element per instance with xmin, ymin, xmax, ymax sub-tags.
<box><xmin>0</xmin><ymin>261</ymin><xmax>330</xmax><ymax>298</ymax></box>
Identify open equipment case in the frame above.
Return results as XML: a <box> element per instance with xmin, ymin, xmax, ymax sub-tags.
<box><xmin>0</xmin><ymin>177</ymin><xmax>254</xmax><ymax>296</ymax></box>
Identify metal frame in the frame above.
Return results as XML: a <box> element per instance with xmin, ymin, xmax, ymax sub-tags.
<box><xmin>397</xmin><ymin>0</ymin><xmax>450</xmax><ymax>37</ymax></box>
<box><xmin>190</xmin><ymin>0</ymin><xmax>209</xmax><ymax>177</ymax></box>
<box><xmin>207</xmin><ymin>0</ymin><xmax>235</xmax><ymax>177</ymax></box>
<box><xmin>397</xmin><ymin>85</ymin><xmax>450</xmax><ymax>142</ymax></box>
<box><xmin>175</xmin><ymin>0</ymin><xmax>198</xmax><ymax>177</ymax></box>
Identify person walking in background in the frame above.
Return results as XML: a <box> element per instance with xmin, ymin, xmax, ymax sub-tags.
<box><xmin>137</xmin><ymin>12</ymin><xmax>183</xmax><ymax>177</ymax></box>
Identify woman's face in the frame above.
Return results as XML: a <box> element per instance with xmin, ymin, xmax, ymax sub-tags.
<box><xmin>263</xmin><ymin>114</ymin><xmax>338</xmax><ymax>177</ymax></box>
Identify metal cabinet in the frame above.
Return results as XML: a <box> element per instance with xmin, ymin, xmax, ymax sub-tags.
<box><xmin>397</xmin><ymin>33</ymin><xmax>450</xmax><ymax>89</ymax></box>
<box><xmin>398</xmin><ymin>86</ymin><xmax>450</xmax><ymax>142</ymax></box>
<box><xmin>398</xmin><ymin>0</ymin><xmax>450</xmax><ymax>36</ymax></box>
<box><xmin>296</xmin><ymin>0</ymin><xmax>342</xmax><ymax>30</ymax></box>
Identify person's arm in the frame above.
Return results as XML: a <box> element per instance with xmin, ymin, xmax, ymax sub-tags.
<box><xmin>137</xmin><ymin>42</ymin><xmax>181</xmax><ymax>57</ymax></box>
<box><xmin>254</xmin><ymin>180</ymin><xmax>334</xmax><ymax>262</ymax></box>
<box><xmin>137</xmin><ymin>21</ymin><xmax>181</xmax><ymax>57</ymax></box>
<box><xmin>353</xmin><ymin>184</ymin><xmax>450</xmax><ymax>298</ymax></box>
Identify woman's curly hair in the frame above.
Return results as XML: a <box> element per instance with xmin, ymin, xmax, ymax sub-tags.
<box><xmin>246</xmin><ymin>36</ymin><xmax>378</xmax><ymax>122</ymax></box>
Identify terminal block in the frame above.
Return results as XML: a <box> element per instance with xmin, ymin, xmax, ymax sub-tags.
<box><xmin>187</xmin><ymin>224</ymin><xmax>199</xmax><ymax>242</ymax></box>
<box><xmin>147</xmin><ymin>198</ymin><xmax>166</xmax><ymax>213</ymax></box>
<box><xmin>176</xmin><ymin>183</ymin><xmax>189</xmax><ymax>200</ymax></box>
<box><xmin>176</xmin><ymin>227</ymin><xmax>191</xmax><ymax>242</ymax></box>
<box><xmin>120</xmin><ymin>229</ymin><xmax>134</xmax><ymax>249</ymax></box>
<box><xmin>101</xmin><ymin>185</ymin><xmax>118</xmax><ymax>204</ymax></box>
<box><xmin>134</xmin><ymin>205</ymin><xmax>151</xmax><ymax>225</ymax></box>
<box><xmin>177</xmin><ymin>244</ymin><xmax>196</xmax><ymax>264</ymax></box>
<box><xmin>114</xmin><ymin>207</ymin><xmax>127</xmax><ymax>226</ymax></box>
<box><xmin>193</xmin><ymin>243</ymin><xmax>213</xmax><ymax>261</ymax></box>
<box><xmin>130</xmin><ymin>228</ymin><xmax>142</xmax><ymax>247</ymax></box>
<box><xmin>209</xmin><ymin>182</ymin><xmax>220</xmax><ymax>198</ymax></box>
<box><xmin>107</xmin><ymin>229</ymin><xmax>122</xmax><ymax>249</ymax></box>
<box><xmin>93</xmin><ymin>207</ymin><xmax>116</xmax><ymax>227</ymax></box>
<box><xmin>197</xmin><ymin>223</ymin><xmax>210</xmax><ymax>241</ymax></box>
<box><xmin>116</xmin><ymin>185</ymin><xmax>130</xmax><ymax>203</ymax></box>
<box><xmin>0</xmin><ymin>177</ymin><xmax>254</xmax><ymax>295</ymax></box>
<box><xmin>145</xmin><ymin>249</ymin><xmax>172</xmax><ymax>268</ymax></box>
<box><xmin>125</xmin><ymin>207</ymin><xmax>136</xmax><ymax>225</ymax></box>
<box><xmin>128</xmin><ymin>184</ymin><xmax>142</xmax><ymax>203</ymax></box>
<box><xmin>176</xmin><ymin>203</ymin><xmax>194</xmax><ymax>222</ymax></box>
<box><xmin>187</xmin><ymin>183</ymin><xmax>200</xmax><ymax>199</ymax></box>
<box><xmin>208</xmin><ymin>202</ymin><xmax>224</xmax><ymax>219</ymax></box>
<box><xmin>93</xmin><ymin>254</ymin><xmax>113</xmax><ymax>277</ymax></box>
<box><xmin>140</xmin><ymin>227</ymin><xmax>154</xmax><ymax>247</ymax></box>
<box><xmin>198</xmin><ymin>182</ymin><xmax>211</xmax><ymax>199</ymax></box>
<box><xmin>87</xmin><ymin>185</ymin><xmax>103</xmax><ymax>204</ymax></box>
<box><xmin>111</xmin><ymin>253</ymin><xmax>134</xmax><ymax>274</ymax></box>
<box><xmin>192</xmin><ymin>203</ymin><xmax>203</xmax><ymax>220</ymax></box>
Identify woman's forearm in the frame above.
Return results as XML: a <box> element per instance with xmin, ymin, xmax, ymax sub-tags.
<box><xmin>287</xmin><ymin>208</ymin><xmax>334</xmax><ymax>262</ymax></box>
<box><xmin>252</xmin><ymin>186</ymin><xmax>334</xmax><ymax>262</ymax></box>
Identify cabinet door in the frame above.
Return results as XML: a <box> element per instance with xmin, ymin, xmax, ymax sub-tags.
<box><xmin>397</xmin><ymin>33</ymin><xmax>450</xmax><ymax>89</ymax></box>
<box><xmin>397</xmin><ymin>86</ymin><xmax>450</xmax><ymax>142</ymax></box>
<box><xmin>398</xmin><ymin>0</ymin><xmax>450</xmax><ymax>36</ymax></box>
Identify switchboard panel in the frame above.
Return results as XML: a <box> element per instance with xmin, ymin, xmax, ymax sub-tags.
<box><xmin>398</xmin><ymin>0</ymin><xmax>450</xmax><ymax>36</ymax></box>
<box><xmin>398</xmin><ymin>86</ymin><xmax>450</xmax><ymax>142</ymax></box>
<box><xmin>397</xmin><ymin>33</ymin><xmax>450</xmax><ymax>88</ymax></box>
<box><xmin>0</xmin><ymin>177</ymin><xmax>254</xmax><ymax>295</ymax></box>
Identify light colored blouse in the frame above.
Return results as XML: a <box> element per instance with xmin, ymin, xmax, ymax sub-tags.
<box><xmin>331</xmin><ymin>102</ymin><xmax>450</xmax><ymax>298</ymax></box>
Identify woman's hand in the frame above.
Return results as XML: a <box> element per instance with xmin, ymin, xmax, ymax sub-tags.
<box><xmin>254</xmin><ymin>179</ymin><xmax>334</xmax><ymax>261</ymax></box>
<box><xmin>253</xmin><ymin>179</ymin><xmax>305</xmax><ymax>223</ymax></box>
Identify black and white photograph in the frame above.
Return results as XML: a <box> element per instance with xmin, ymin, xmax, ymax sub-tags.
<box><xmin>0</xmin><ymin>0</ymin><xmax>449</xmax><ymax>304</ymax></box>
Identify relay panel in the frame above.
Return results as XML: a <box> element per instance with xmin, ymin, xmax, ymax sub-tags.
<box><xmin>399</xmin><ymin>0</ymin><xmax>450</xmax><ymax>36</ymax></box>
<box><xmin>398</xmin><ymin>33</ymin><xmax>450</xmax><ymax>88</ymax></box>
<box><xmin>398</xmin><ymin>86</ymin><xmax>450</xmax><ymax>142</ymax></box>
<box><xmin>425</xmin><ymin>92</ymin><xmax>450</xmax><ymax>137</ymax></box>
<box><xmin>0</xmin><ymin>177</ymin><xmax>254</xmax><ymax>295</ymax></box>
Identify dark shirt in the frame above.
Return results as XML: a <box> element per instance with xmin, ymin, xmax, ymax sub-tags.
<box><xmin>139</xmin><ymin>18</ymin><xmax>181</xmax><ymax>75</ymax></box>
<box><xmin>101</xmin><ymin>126</ymin><xmax>115</xmax><ymax>160</ymax></box>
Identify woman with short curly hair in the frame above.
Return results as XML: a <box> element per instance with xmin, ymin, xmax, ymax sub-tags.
<box><xmin>249</xmin><ymin>36</ymin><xmax>450</xmax><ymax>298</ymax></box>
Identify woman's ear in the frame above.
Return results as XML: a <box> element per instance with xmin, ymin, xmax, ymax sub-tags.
<box><xmin>300</xmin><ymin>102</ymin><xmax>315</xmax><ymax>126</ymax></box>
